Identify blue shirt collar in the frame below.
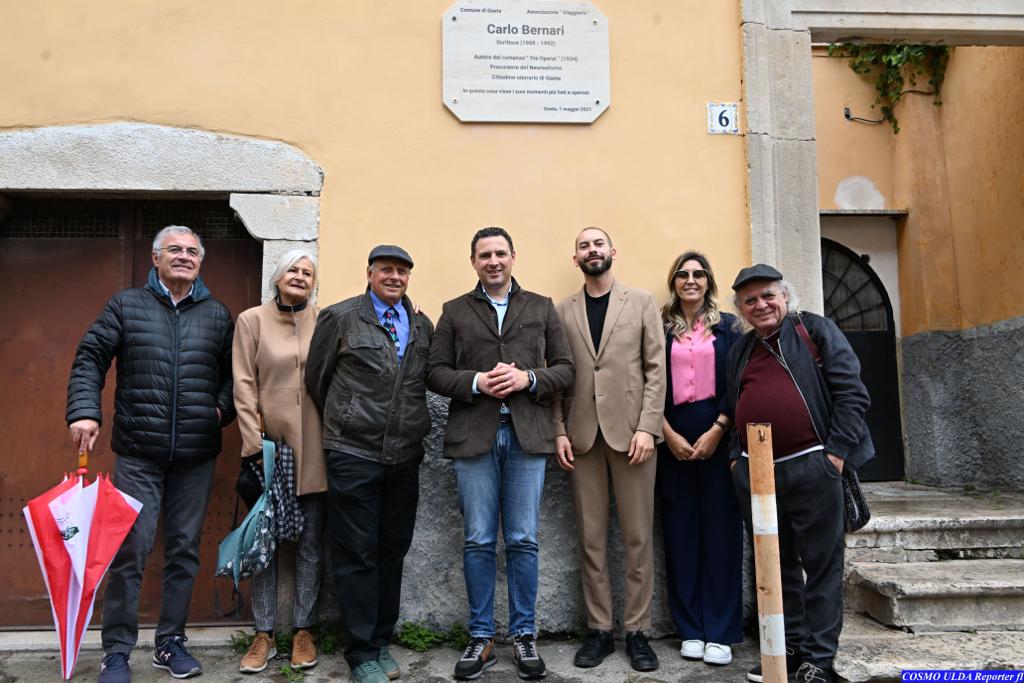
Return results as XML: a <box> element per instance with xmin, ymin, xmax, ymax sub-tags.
<box><xmin>157</xmin><ymin>277</ymin><xmax>194</xmax><ymax>307</ymax></box>
<box><xmin>368</xmin><ymin>289</ymin><xmax>402</xmax><ymax>320</ymax></box>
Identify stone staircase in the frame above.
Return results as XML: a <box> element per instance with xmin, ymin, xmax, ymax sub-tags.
<box><xmin>834</xmin><ymin>482</ymin><xmax>1024</xmax><ymax>682</ymax></box>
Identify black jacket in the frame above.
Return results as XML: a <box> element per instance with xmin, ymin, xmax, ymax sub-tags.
<box><xmin>66</xmin><ymin>268</ymin><xmax>235</xmax><ymax>463</ymax></box>
<box><xmin>305</xmin><ymin>291</ymin><xmax>434</xmax><ymax>464</ymax></box>
<box><xmin>725</xmin><ymin>312</ymin><xmax>875</xmax><ymax>470</ymax></box>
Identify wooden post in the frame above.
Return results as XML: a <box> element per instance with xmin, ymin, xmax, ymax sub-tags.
<box><xmin>747</xmin><ymin>423</ymin><xmax>787</xmax><ymax>683</ymax></box>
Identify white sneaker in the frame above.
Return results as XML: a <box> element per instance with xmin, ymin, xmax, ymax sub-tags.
<box><xmin>704</xmin><ymin>642</ymin><xmax>732</xmax><ymax>666</ymax></box>
<box><xmin>680</xmin><ymin>639</ymin><xmax>704</xmax><ymax>660</ymax></box>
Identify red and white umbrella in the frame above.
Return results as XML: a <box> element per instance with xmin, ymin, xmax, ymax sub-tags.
<box><xmin>23</xmin><ymin>453</ymin><xmax>142</xmax><ymax>680</ymax></box>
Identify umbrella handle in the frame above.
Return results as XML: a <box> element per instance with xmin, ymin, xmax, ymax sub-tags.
<box><xmin>77</xmin><ymin>448</ymin><xmax>89</xmax><ymax>476</ymax></box>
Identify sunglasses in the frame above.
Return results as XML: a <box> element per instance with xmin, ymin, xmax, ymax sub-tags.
<box><xmin>674</xmin><ymin>269</ymin><xmax>708</xmax><ymax>281</ymax></box>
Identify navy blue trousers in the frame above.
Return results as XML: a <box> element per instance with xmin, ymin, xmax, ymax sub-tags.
<box><xmin>657</xmin><ymin>398</ymin><xmax>744</xmax><ymax>644</ymax></box>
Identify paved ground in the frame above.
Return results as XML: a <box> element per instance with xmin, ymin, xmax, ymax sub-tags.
<box><xmin>0</xmin><ymin>632</ymin><xmax>762</xmax><ymax>683</ymax></box>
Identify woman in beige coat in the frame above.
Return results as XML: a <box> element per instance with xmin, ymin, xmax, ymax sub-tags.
<box><xmin>233</xmin><ymin>249</ymin><xmax>326</xmax><ymax>674</ymax></box>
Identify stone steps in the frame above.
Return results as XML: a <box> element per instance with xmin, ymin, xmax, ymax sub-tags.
<box><xmin>833</xmin><ymin>483</ymin><xmax>1024</xmax><ymax>680</ymax></box>
<box><xmin>847</xmin><ymin>559</ymin><xmax>1024</xmax><ymax>632</ymax></box>
<box><xmin>835</xmin><ymin>612</ymin><xmax>1024</xmax><ymax>683</ymax></box>
<box><xmin>846</xmin><ymin>482</ymin><xmax>1024</xmax><ymax>557</ymax></box>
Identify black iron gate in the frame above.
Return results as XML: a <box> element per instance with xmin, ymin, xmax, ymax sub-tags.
<box><xmin>821</xmin><ymin>238</ymin><xmax>905</xmax><ymax>481</ymax></box>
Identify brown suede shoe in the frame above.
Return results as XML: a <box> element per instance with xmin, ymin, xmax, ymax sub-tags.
<box><xmin>291</xmin><ymin>629</ymin><xmax>318</xmax><ymax>670</ymax></box>
<box><xmin>240</xmin><ymin>632</ymin><xmax>276</xmax><ymax>674</ymax></box>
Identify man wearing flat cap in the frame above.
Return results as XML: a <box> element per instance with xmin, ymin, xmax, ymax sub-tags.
<box><xmin>726</xmin><ymin>264</ymin><xmax>873</xmax><ymax>683</ymax></box>
<box><xmin>306</xmin><ymin>245</ymin><xmax>434</xmax><ymax>683</ymax></box>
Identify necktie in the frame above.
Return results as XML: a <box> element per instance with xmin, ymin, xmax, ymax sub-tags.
<box><xmin>383</xmin><ymin>307</ymin><xmax>399</xmax><ymax>344</ymax></box>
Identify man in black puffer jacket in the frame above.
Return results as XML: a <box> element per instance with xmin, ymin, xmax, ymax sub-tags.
<box><xmin>66</xmin><ymin>225</ymin><xmax>235</xmax><ymax>683</ymax></box>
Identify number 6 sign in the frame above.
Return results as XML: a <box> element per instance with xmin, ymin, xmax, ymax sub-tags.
<box><xmin>707</xmin><ymin>103</ymin><xmax>739</xmax><ymax>135</ymax></box>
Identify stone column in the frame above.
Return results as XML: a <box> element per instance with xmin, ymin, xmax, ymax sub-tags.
<box><xmin>743</xmin><ymin>0</ymin><xmax>824</xmax><ymax>312</ymax></box>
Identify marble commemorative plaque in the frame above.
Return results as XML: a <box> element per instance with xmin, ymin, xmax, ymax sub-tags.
<box><xmin>443</xmin><ymin>0</ymin><xmax>610</xmax><ymax>123</ymax></box>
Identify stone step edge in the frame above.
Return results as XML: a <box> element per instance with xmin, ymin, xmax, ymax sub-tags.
<box><xmin>851</xmin><ymin>517</ymin><xmax>1024</xmax><ymax>534</ymax></box>
<box><xmin>847</xmin><ymin>561</ymin><xmax>1024</xmax><ymax>599</ymax></box>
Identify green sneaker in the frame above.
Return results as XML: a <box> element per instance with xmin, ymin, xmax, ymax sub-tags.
<box><xmin>378</xmin><ymin>646</ymin><xmax>400</xmax><ymax>680</ymax></box>
<box><xmin>352</xmin><ymin>660</ymin><xmax>389</xmax><ymax>683</ymax></box>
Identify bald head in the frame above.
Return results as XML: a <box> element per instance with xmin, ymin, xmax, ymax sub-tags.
<box><xmin>575</xmin><ymin>226</ymin><xmax>612</xmax><ymax>249</ymax></box>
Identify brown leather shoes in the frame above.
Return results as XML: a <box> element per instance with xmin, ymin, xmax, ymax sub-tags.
<box><xmin>239</xmin><ymin>631</ymin><xmax>276</xmax><ymax>674</ymax></box>
<box><xmin>291</xmin><ymin>629</ymin><xmax>318</xmax><ymax>670</ymax></box>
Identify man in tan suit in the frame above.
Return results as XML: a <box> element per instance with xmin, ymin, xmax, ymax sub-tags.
<box><xmin>554</xmin><ymin>227</ymin><xmax>666</xmax><ymax>672</ymax></box>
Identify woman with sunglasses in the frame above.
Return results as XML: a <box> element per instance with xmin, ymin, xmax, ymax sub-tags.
<box><xmin>657</xmin><ymin>251</ymin><xmax>744</xmax><ymax>667</ymax></box>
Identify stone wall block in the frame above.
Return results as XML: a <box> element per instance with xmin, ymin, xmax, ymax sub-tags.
<box><xmin>742</xmin><ymin>0</ymin><xmax>796</xmax><ymax>31</ymax></box>
<box><xmin>902</xmin><ymin>315</ymin><xmax>1024</xmax><ymax>491</ymax></box>
<box><xmin>742</xmin><ymin>22</ymin><xmax>774</xmax><ymax>137</ymax></box>
<box><xmin>745</xmin><ymin>133</ymin><xmax>779</xmax><ymax>267</ymax></box>
<box><xmin>0</xmin><ymin>123</ymin><xmax>323</xmax><ymax>194</ymax></box>
<box><xmin>767</xmin><ymin>28</ymin><xmax>816</xmax><ymax>141</ymax></box>
<box><xmin>742</xmin><ymin>24</ymin><xmax>815</xmax><ymax>142</ymax></box>
<box><xmin>770</xmin><ymin>139</ymin><xmax>824</xmax><ymax>312</ymax></box>
<box><xmin>231</xmin><ymin>194</ymin><xmax>320</xmax><ymax>241</ymax></box>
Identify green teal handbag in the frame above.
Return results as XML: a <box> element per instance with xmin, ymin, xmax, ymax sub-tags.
<box><xmin>215</xmin><ymin>437</ymin><xmax>277</xmax><ymax>587</ymax></box>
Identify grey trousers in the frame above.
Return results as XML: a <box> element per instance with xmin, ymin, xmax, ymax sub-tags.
<box><xmin>251</xmin><ymin>494</ymin><xmax>324</xmax><ymax>633</ymax></box>
<box><xmin>102</xmin><ymin>455</ymin><xmax>216</xmax><ymax>655</ymax></box>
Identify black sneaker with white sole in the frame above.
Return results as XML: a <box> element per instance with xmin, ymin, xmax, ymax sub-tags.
<box><xmin>512</xmin><ymin>634</ymin><xmax>546</xmax><ymax>679</ymax></box>
<box><xmin>453</xmin><ymin>637</ymin><xmax>497</xmax><ymax>680</ymax></box>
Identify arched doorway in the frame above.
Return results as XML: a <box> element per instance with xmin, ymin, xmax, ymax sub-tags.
<box><xmin>821</xmin><ymin>237</ymin><xmax>905</xmax><ymax>481</ymax></box>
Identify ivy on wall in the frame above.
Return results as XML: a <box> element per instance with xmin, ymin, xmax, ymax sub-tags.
<box><xmin>828</xmin><ymin>43</ymin><xmax>952</xmax><ymax>133</ymax></box>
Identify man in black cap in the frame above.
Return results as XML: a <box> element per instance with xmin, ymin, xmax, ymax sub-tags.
<box><xmin>725</xmin><ymin>265</ymin><xmax>873</xmax><ymax>683</ymax></box>
<box><xmin>306</xmin><ymin>245</ymin><xmax>434</xmax><ymax>683</ymax></box>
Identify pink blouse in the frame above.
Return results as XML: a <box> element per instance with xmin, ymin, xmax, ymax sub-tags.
<box><xmin>670</xmin><ymin>319</ymin><xmax>717</xmax><ymax>405</ymax></box>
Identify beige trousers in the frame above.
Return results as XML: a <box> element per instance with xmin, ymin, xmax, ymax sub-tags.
<box><xmin>569</xmin><ymin>432</ymin><xmax>657</xmax><ymax>632</ymax></box>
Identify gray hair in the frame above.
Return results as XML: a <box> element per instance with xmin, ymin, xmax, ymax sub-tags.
<box><xmin>152</xmin><ymin>225</ymin><xmax>205</xmax><ymax>258</ymax></box>
<box><xmin>270</xmin><ymin>248</ymin><xmax>318</xmax><ymax>292</ymax></box>
<box><xmin>732</xmin><ymin>278</ymin><xmax>802</xmax><ymax>330</ymax></box>
<box><xmin>779</xmin><ymin>279</ymin><xmax>801</xmax><ymax>314</ymax></box>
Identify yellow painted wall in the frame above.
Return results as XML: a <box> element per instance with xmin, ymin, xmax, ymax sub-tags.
<box><xmin>814</xmin><ymin>46</ymin><xmax>1024</xmax><ymax>335</ymax></box>
<box><xmin>812</xmin><ymin>48</ymin><xmax>894</xmax><ymax>210</ymax></box>
<box><xmin>0</xmin><ymin>0</ymin><xmax>748</xmax><ymax>316</ymax></box>
<box><xmin>939</xmin><ymin>47</ymin><xmax>1024</xmax><ymax>329</ymax></box>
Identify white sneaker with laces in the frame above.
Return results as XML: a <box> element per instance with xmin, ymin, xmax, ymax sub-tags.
<box><xmin>680</xmin><ymin>640</ymin><xmax>704</xmax><ymax>660</ymax></box>
<box><xmin>704</xmin><ymin>642</ymin><xmax>733</xmax><ymax>666</ymax></box>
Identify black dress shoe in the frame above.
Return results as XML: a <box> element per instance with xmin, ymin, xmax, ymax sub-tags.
<box><xmin>573</xmin><ymin>630</ymin><xmax>614</xmax><ymax>668</ymax></box>
<box><xmin>625</xmin><ymin>630</ymin><xmax>659</xmax><ymax>672</ymax></box>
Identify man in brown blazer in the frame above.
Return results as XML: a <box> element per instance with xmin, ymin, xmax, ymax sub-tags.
<box><xmin>553</xmin><ymin>227</ymin><xmax>666</xmax><ymax>672</ymax></box>
<box><xmin>428</xmin><ymin>226</ymin><xmax>574</xmax><ymax>681</ymax></box>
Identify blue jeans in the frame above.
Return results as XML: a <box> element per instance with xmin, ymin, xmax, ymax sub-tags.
<box><xmin>453</xmin><ymin>421</ymin><xmax>547</xmax><ymax>638</ymax></box>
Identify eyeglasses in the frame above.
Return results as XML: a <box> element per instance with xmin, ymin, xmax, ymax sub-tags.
<box><xmin>159</xmin><ymin>245</ymin><xmax>203</xmax><ymax>258</ymax></box>
<box><xmin>674</xmin><ymin>269</ymin><xmax>708</xmax><ymax>281</ymax></box>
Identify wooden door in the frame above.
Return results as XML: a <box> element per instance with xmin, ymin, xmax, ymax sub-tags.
<box><xmin>0</xmin><ymin>197</ymin><xmax>261</xmax><ymax>627</ymax></box>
